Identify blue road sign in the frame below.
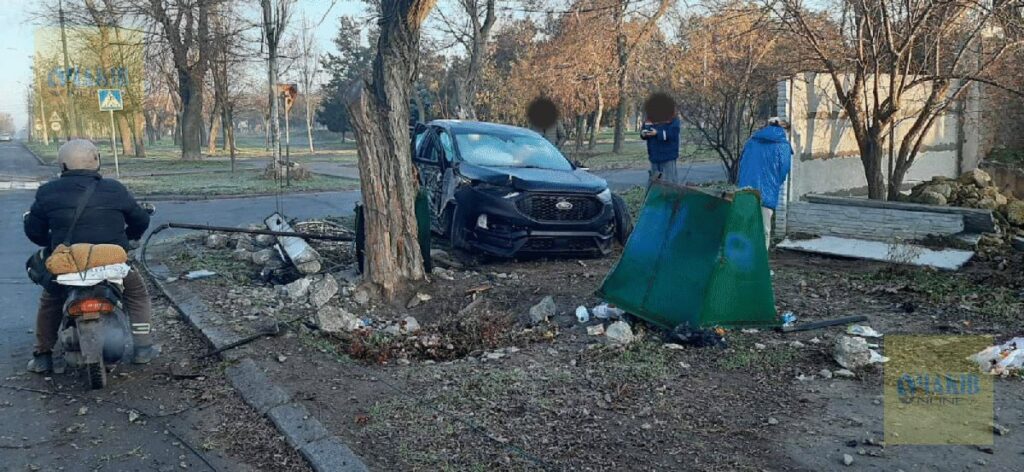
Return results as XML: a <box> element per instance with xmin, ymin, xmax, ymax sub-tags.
<box><xmin>98</xmin><ymin>89</ymin><xmax>124</xmax><ymax>111</ymax></box>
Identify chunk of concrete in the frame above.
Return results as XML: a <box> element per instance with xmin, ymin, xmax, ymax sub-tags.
<box><xmin>309</xmin><ymin>274</ymin><xmax>339</xmax><ymax>308</ymax></box>
<box><xmin>316</xmin><ymin>305</ymin><xmax>362</xmax><ymax>333</ymax></box>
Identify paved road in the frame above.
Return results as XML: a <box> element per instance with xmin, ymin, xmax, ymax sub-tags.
<box><xmin>594</xmin><ymin>160</ymin><xmax>728</xmax><ymax>191</ymax></box>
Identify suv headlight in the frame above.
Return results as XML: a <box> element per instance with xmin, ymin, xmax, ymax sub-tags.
<box><xmin>596</xmin><ymin>188</ymin><xmax>613</xmax><ymax>204</ymax></box>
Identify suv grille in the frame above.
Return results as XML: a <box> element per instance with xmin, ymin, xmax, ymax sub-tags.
<box><xmin>516</xmin><ymin>194</ymin><xmax>602</xmax><ymax>222</ymax></box>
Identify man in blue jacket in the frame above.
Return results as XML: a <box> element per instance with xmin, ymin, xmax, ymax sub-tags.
<box><xmin>738</xmin><ymin>117</ymin><xmax>793</xmax><ymax>250</ymax></box>
<box><xmin>640</xmin><ymin>93</ymin><xmax>681</xmax><ymax>183</ymax></box>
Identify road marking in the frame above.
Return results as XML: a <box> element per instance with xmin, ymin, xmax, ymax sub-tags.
<box><xmin>0</xmin><ymin>181</ymin><xmax>41</xmax><ymax>191</ymax></box>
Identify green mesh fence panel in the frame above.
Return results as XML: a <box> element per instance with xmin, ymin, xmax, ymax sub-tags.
<box><xmin>597</xmin><ymin>183</ymin><xmax>778</xmax><ymax>330</ymax></box>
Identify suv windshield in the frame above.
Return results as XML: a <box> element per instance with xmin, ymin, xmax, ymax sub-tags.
<box><xmin>454</xmin><ymin>131</ymin><xmax>573</xmax><ymax>171</ymax></box>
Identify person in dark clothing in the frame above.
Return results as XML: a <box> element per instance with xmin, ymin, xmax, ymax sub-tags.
<box><xmin>640</xmin><ymin>93</ymin><xmax>681</xmax><ymax>183</ymax></box>
<box><xmin>23</xmin><ymin>139</ymin><xmax>157</xmax><ymax>373</ymax></box>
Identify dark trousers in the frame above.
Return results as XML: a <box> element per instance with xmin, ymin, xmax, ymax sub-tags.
<box><xmin>35</xmin><ymin>269</ymin><xmax>153</xmax><ymax>353</ymax></box>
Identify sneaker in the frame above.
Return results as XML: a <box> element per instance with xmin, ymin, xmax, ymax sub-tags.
<box><xmin>132</xmin><ymin>345</ymin><xmax>161</xmax><ymax>365</ymax></box>
<box><xmin>26</xmin><ymin>352</ymin><xmax>53</xmax><ymax>374</ymax></box>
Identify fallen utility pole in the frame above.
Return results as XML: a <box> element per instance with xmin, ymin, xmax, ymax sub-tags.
<box><xmin>157</xmin><ymin>222</ymin><xmax>354</xmax><ymax>242</ymax></box>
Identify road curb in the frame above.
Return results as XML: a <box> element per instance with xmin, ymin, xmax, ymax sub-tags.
<box><xmin>19</xmin><ymin>142</ymin><xmax>50</xmax><ymax>167</ymax></box>
<box><xmin>146</xmin><ymin>261</ymin><xmax>369</xmax><ymax>472</ymax></box>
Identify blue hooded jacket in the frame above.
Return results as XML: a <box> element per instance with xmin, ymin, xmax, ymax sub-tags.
<box><xmin>737</xmin><ymin>125</ymin><xmax>793</xmax><ymax>210</ymax></box>
<box><xmin>641</xmin><ymin>117</ymin><xmax>681</xmax><ymax>163</ymax></box>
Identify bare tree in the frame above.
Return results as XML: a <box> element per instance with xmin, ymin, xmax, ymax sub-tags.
<box><xmin>776</xmin><ymin>0</ymin><xmax>1024</xmax><ymax>199</ymax></box>
<box><xmin>346</xmin><ymin>0</ymin><xmax>437</xmax><ymax>299</ymax></box>
<box><xmin>435</xmin><ymin>0</ymin><xmax>498</xmax><ymax>119</ymax></box>
<box><xmin>261</xmin><ymin>0</ymin><xmax>295</xmax><ymax>175</ymax></box>
<box><xmin>611</xmin><ymin>0</ymin><xmax>672</xmax><ymax>153</ymax></box>
<box><xmin>143</xmin><ymin>0</ymin><xmax>214</xmax><ymax>160</ymax></box>
<box><xmin>297</xmin><ymin>14</ymin><xmax>321</xmax><ymax>153</ymax></box>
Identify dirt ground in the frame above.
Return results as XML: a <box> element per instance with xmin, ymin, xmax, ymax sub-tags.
<box><xmin>159</xmin><ymin>233</ymin><xmax>1024</xmax><ymax>471</ymax></box>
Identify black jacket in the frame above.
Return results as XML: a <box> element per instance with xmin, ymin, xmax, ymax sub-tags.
<box><xmin>24</xmin><ymin>170</ymin><xmax>150</xmax><ymax>250</ymax></box>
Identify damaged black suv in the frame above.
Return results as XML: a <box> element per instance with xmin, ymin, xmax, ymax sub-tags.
<box><xmin>413</xmin><ymin>120</ymin><xmax>631</xmax><ymax>258</ymax></box>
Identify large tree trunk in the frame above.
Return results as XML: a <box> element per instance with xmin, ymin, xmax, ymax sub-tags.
<box><xmin>179</xmin><ymin>71</ymin><xmax>204</xmax><ymax>160</ymax></box>
<box><xmin>858</xmin><ymin>138</ymin><xmax>886</xmax><ymax>200</ymax></box>
<box><xmin>345</xmin><ymin>0</ymin><xmax>434</xmax><ymax>300</ymax></box>
<box><xmin>208</xmin><ymin>99</ymin><xmax>222</xmax><ymax>154</ymax></box>
<box><xmin>613</xmin><ymin>67</ymin><xmax>628</xmax><ymax>153</ymax></box>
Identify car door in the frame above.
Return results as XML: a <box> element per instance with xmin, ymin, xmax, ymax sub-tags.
<box><xmin>412</xmin><ymin>128</ymin><xmax>447</xmax><ymax>232</ymax></box>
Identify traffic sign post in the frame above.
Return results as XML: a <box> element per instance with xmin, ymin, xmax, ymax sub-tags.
<box><xmin>98</xmin><ymin>89</ymin><xmax>124</xmax><ymax>178</ymax></box>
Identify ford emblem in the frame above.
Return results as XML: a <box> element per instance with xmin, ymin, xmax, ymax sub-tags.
<box><xmin>555</xmin><ymin>200</ymin><xmax>574</xmax><ymax>211</ymax></box>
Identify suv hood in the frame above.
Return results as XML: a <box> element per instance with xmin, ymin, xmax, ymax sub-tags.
<box><xmin>458</xmin><ymin>163</ymin><xmax>608</xmax><ymax>193</ymax></box>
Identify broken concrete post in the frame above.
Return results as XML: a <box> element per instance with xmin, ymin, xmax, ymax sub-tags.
<box><xmin>265</xmin><ymin>213</ymin><xmax>322</xmax><ymax>275</ymax></box>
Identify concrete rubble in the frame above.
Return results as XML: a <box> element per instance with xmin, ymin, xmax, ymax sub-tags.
<box><xmin>908</xmin><ymin>169</ymin><xmax>1024</xmax><ymax>237</ymax></box>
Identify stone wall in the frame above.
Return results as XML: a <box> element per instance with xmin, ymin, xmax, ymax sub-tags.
<box><xmin>786</xmin><ymin>201</ymin><xmax>965</xmax><ymax>241</ymax></box>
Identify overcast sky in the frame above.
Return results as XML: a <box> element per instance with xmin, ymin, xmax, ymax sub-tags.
<box><xmin>0</xmin><ymin>0</ymin><xmax>367</xmax><ymax>133</ymax></box>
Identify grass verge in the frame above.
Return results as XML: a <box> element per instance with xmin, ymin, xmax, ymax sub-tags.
<box><xmin>120</xmin><ymin>170</ymin><xmax>358</xmax><ymax>197</ymax></box>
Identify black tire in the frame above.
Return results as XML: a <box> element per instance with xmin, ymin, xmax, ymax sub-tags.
<box><xmin>612</xmin><ymin>193</ymin><xmax>634</xmax><ymax>246</ymax></box>
<box><xmin>447</xmin><ymin>205</ymin><xmax>466</xmax><ymax>251</ymax></box>
<box><xmin>87</xmin><ymin>361</ymin><xmax>106</xmax><ymax>390</ymax></box>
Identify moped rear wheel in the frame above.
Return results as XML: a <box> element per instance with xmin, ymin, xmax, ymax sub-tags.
<box><xmin>86</xmin><ymin>361</ymin><xmax>106</xmax><ymax>389</ymax></box>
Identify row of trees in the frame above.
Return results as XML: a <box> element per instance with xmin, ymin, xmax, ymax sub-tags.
<box><xmin>347</xmin><ymin>0</ymin><xmax>1024</xmax><ymax>296</ymax></box>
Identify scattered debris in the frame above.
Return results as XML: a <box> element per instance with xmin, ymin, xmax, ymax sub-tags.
<box><xmin>969</xmin><ymin>337</ymin><xmax>1024</xmax><ymax>375</ymax></box>
<box><xmin>529</xmin><ymin>296</ymin><xmax>557</xmax><ymax>324</ymax></box>
<box><xmin>205</xmin><ymin>233</ymin><xmax>229</xmax><ymax>249</ymax></box>
<box><xmin>592</xmin><ymin>303</ymin><xmax>625</xmax><ymax>320</ymax></box>
<box><xmin>285</xmin><ymin>277</ymin><xmax>312</xmax><ymax>300</ymax></box>
<box><xmin>842</xmin><ymin>454</ymin><xmax>854</xmax><ymax>466</ymax></box>
<box><xmin>834</xmin><ymin>369</ymin><xmax>856</xmax><ymax>379</ymax></box>
<box><xmin>781</xmin><ymin>315</ymin><xmax>868</xmax><ymax>333</ymax></box>
<box><xmin>781</xmin><ymin>311</ymin><xmax>797</xmax><ymax>327</ymax></box>
<box><xmin>587</xmin><ymin>324</ymin><xmax>606</xmax><ymax>336</ymax></box>
<box><xmin>671</xmin><ymin>323</ymin><xmax>727</xmax><ymax>348</ymax></box>
<box><xmin>819</xmin><ymin>369</ymin><xmax>833</xmax><ymax>379</ymax></box>
<box><xmin>663</xmin><ymin>343</ymin><xmax>685</xmax><ymax>350</ymax></box>
<box><xmin>77</xmin><ymin>406</ymin><xmax>88</xmax><ymax>416</ymax></box>
<box><xmin>406</xmin><ymin>292</ymin><xmax>432</xmax><ymax>309</ymax></box>
<box><xmin>767</xmin><ymin>417</ymin><xmax>779</xmax><ymax>425</ymax></box>
<box><xmin>308</xmin><ymin>274</ymin><xmax>339</xmax><ymax>308</ymax></box>
<box><xmin>833</xmin><ymin>336</ymin><xmax>873</xmax><ymax>370</ymax></box>
<box><xmin>128</xmin><ymin>410</ymin><xmax>140</xmax><ymax>423</ymax></box>
<box><xmin>353</xmin><ymin>289</ymin><xmax>371</xmax><ymax>306</ymax></box>
<box><xmin>846</xmin><ymin>325</ymin><xmax>883</xmax><ymax>338</ymax></box>
<box><xmin>184</xmin><ymin>270</ymin><xmax>217</xmax><ymax>280</ymax></box>
<box><xmin>401</xmin><ymin>316</ymin><xmax>421</xmax><ymax>334</ymax></box>
<box><xmin>315</xmin><ymin>306</ymin><xmax>362</xmax><ymax>333</ymax></box>
<box><xmin>992</xmin><ymin>422</ymin><xmax>1010</xmax><ymax>436</ymax></box>
<box><xmin>575</xmin><ymin>306</ymin><xmax>590</xmax><ymax>323</ymax></box>
<box><xmin>605</xmin><ymin>321</ymin><xmax>635</xmax><ymax>345</ymax></box>
<box><xmin>754</xmin><ymin>343</ymin><xmax>767</xmax><ymax>350</ymax></box>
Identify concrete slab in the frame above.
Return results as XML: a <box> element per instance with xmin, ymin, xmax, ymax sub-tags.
<box><xmin>778</xmin><ymin>235</ymin><xmax>975</xmax><ymax>270</ymax></box>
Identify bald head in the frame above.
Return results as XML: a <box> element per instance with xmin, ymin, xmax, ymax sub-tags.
<box><xmin>58</xmin><ymin>139</ymin><xmax>101</xmax><ymax>172</ymax></box>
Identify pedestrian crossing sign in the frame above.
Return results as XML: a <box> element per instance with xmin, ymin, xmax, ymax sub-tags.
<box><xmin>98</xmin><ymin>89</ymin><xmax>124</xmax><ymax>111</ymax></box>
